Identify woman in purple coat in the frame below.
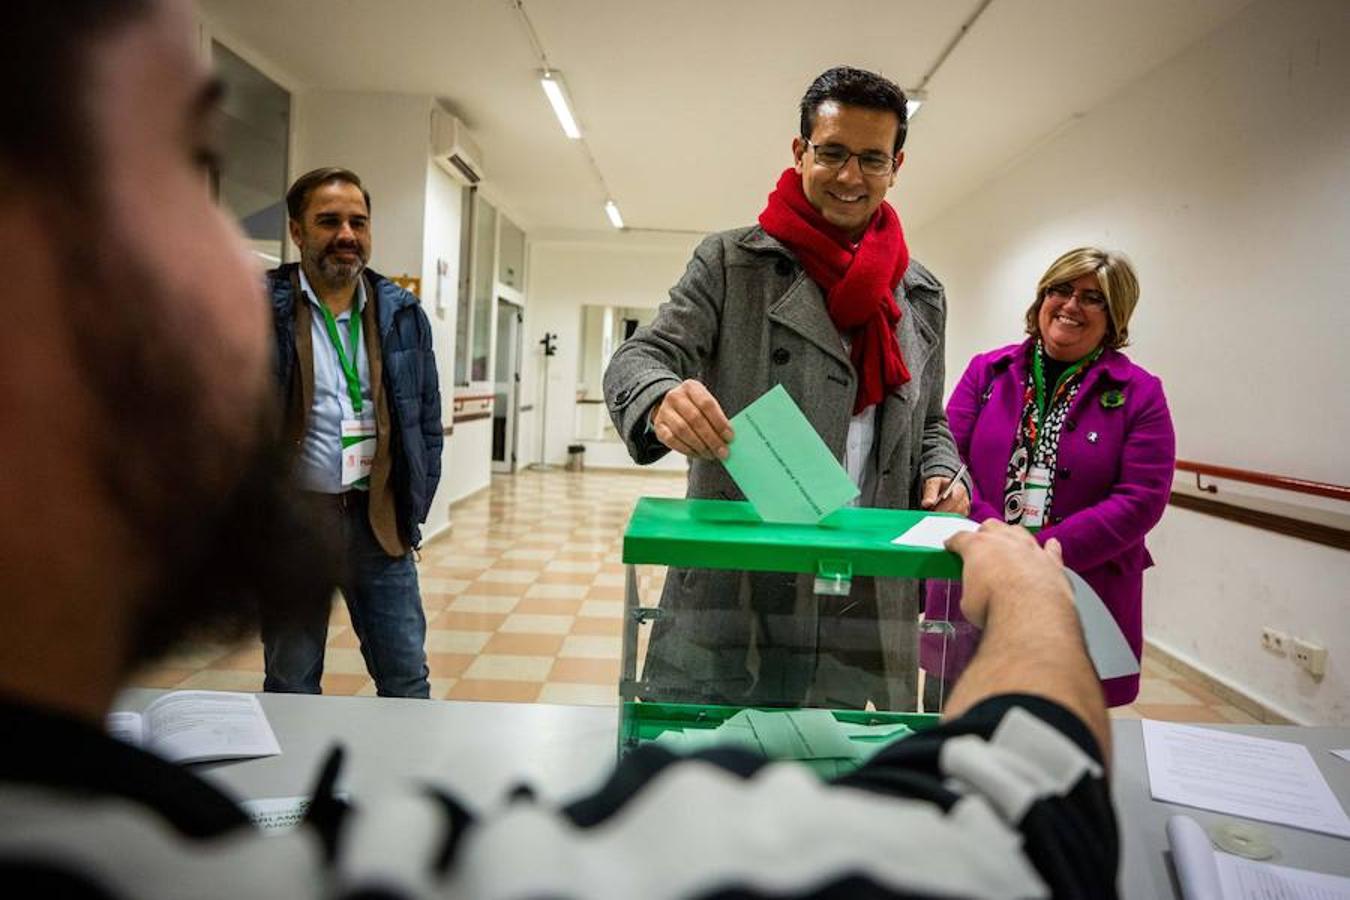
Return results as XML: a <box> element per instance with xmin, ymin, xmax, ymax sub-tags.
<box><xmin>923</xmin><ymin>247</ymin><xmax>1176</xmax><ymax>707</ymax></box>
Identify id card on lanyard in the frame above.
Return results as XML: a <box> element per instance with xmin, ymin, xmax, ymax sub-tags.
<box><xmin>341</xmin><ymin>419</ymin><xmax>376</xmax><ymax>487</ymax></box>
<box><xmin>1021</xmin><ymin>465</ymin><xmax>1052</xmax><ymax>529</ymax></box>
<box><xmin>1019</xmin><ymin>345</ymin><xmax>1097</xmax><ymax>532</ymax></box>
<box><xmin>318</xmin><ymin>302</ymin><xmax>375</xmax><ymax>489</ymax></box>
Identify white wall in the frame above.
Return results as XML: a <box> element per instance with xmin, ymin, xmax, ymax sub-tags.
<box><xmin>910</xmin><ymin>0</ymin><xmax>1350</xmax><ymax>722</ymax></box>
<box><xmin>294</xmin><ymin>92</ymin><xmax>432</xmax><ymax>280</ymax></box>
<box><xmin>524</xmin><ymin>236</ymin><xmax>701</xmax><ymax>470</ymax></box>
<box><xmin>421</xmin><ymin>160</ymin><xmax>471</xmax><ymax>526</ymax></box>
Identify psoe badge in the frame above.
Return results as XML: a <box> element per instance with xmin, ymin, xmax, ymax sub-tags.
<box><xmin>340</xmin><ymin>418</ymin><xmax>377</xmax><ymax>487</ymax></box>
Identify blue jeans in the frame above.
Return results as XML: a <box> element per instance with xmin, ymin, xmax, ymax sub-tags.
<box><xmin>262</xmin><ymin>493</ymin><xmax>430</xmax><ymax>698</ymax></box>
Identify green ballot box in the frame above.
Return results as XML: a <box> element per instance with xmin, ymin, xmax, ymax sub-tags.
<box><xmin>618</xmin><ymin>496</ymin><xmax>969</xmax><ymax>770</ymax></box>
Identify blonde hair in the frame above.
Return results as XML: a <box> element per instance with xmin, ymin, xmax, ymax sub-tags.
<box><xmin>1024</xmin><ymin>247</ymin><xmax>1139</xmax><ymax>349</ymax></box>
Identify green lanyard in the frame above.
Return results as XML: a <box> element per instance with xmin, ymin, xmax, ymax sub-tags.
<box><xmin>1030</xmin><ymin>343</ymin><xmax>1099</xmax><ymax>447</ymax></box>
<box><xmin>317</xmin><ymin>302</ymin><xmax>364</xmax><ymax>414</ymax></box>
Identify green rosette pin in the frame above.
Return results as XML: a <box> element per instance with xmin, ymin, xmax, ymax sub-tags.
<box><xmin>1100</xmin><ymin>389</ymin><xmax>1125</xmax><ymax>409</ymax></box>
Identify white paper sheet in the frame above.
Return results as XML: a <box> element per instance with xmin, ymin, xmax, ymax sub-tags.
<box><xmin>890</xmin><ymin>515</ymin><xmax>979</xmax><ymax>549</ymax></box>
<box><xmin>1144</xmin><ymin>721</ymin><xmax>1350</xmax><ymax>838</ymax></box>
<box><xmin>1332</xmin><ymin>750</ymin><xmax>1350</xmax><ymax>764</ymax></box>
<box><xmin>105</xmin><ymin>711</ymin><xmax>145</xmax><ymax>747</ymax></box>
<box><xmin>1218</xmin><ymin>855</ymin><xmax>1350</xmax><ymax>900</ymax></box>
<box><xmin>142</xmin><ymin>691</ymin><xmax>282</xmax><ymax>765</ymax></box>
<box><xmin>903</xmin><ymin>527</ymin><xmax>1139</xmax><ymax>680</ymax></box>
<box><xmin>1064</xmin><ymin>569</ymin><xmax>1141</xmax><ymax>679</ymax></box>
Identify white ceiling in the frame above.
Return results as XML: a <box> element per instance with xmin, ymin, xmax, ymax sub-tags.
<box><xmin>200</xmin><ymin>0</ymin><xmax>1253</xmax><ymax>236</ymax></box>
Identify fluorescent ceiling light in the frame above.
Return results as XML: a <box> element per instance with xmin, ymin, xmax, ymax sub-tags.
<box><xmin>905</xmin><ymin>91</ymin><xmax>927</xmax><ymax>119</ymax></box>
<box><xmin>539</xmin><ymin>70</ymin><xmax>581</xmax><ymax>139</ymax></box>
<box><xmin>604</xmin><ymin>200</ymin><xmax>624</xmax><ymax>229</ymax></box>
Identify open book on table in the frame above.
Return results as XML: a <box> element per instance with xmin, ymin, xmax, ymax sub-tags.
<box><xmin>107</xmin><ymin>690</ymin><xmax>281</xmax><ymax>764</ymax></box>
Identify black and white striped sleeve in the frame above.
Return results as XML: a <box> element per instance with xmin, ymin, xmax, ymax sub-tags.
<box><xmin>0</xmin><ymin>695</ymin><xmax>1115</xmax><ymax>899</ymax></box>
<box><xmin>413</xmin><ymin>693</ymin><xmax>1115</xmax><ymax>899</ymax></box>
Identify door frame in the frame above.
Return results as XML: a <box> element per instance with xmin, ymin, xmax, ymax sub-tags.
<box><xmin>491</xmin><ymin>294</ymin><xmax>525</xmax><ymax>474</ymax></box>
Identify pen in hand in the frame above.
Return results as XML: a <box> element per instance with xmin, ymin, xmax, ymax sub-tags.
<box><xmin>935</xmin><ymin>463</ymin><xmax>969</xmax><ymax>506</ymax></box>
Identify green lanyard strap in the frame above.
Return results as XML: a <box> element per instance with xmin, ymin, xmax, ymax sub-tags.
<box><xmin>317</xmin><ymin>302</ymin><xmax>364</xmax><ymax>414</ymax></box>
<box><xmin>1030</xmin><ymin>343</ymin><xmax>1100</xmax><ymax>444</ymax></box>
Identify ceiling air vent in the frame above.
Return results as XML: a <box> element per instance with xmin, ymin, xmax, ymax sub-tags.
<box><xmin>431</xmin><ymin>106</ymin><xmax>484</xmax><ymax>186</ymax></box>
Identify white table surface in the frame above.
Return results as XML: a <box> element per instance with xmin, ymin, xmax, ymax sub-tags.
<box><xmin>1110</xmin><ymin>719</ymin><xmax>1350</xmax><ymax>898</ymax></box>
<box><xmin>115</xmin><ymin>690</ymin><xmax>1350</xmax><ymax>898</ymax></box>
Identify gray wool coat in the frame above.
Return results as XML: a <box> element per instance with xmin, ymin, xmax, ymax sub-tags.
<box><xmin>604</xmin><ymin>225</ymin><xmax>965</xmax><ymax>711</ymax></box>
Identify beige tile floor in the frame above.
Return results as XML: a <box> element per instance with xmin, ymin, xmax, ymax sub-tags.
<box><xmin>129</xmin><ymin>468</ymin><xmax>1257</xmax><ymax>724</ymax></box>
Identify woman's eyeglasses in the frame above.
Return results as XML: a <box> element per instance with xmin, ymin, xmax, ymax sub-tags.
<box><xmin>1045</xmin><ymin>282</ymin><xmax>1107</xmax><ymax>308</ymax></box>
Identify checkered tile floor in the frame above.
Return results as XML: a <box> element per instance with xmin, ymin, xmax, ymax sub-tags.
<box><xmin>128</xmin><ymin>468</ymin><xmax>1258</xmax><ymax>723</ymax></box>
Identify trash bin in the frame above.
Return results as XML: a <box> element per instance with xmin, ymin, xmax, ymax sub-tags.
<box><xmin>565</xmin><ymin>443</ymin><xmax>586</xmax><ymax>472</ymax></box>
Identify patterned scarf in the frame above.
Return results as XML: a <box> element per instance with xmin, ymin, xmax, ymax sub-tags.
<box><xmin>757</xmin><ymin>168</ymin><xmax>910</xmax><ymax>413</ymax></box>
<box><xmin>1003</xmin><ymin>342</ymin><xmax>1101</xmax><ymax>527</ymax></box>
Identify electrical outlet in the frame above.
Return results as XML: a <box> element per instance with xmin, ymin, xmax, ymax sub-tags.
<box><xmin>1291</xmin><ymin>638</ymin><xmax>1327</xmax><ymax>677</ymax></box>
<box><xmin>1261</xmin><ymin>627</ymin><xmax>1288</xmax><ymax>655</ymax></box>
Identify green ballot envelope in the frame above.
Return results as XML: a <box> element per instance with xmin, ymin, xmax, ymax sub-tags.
<box><xmin>722</xmin><ymin>384</ymin><xmax>859</xmax><ymax>523</ymax></box>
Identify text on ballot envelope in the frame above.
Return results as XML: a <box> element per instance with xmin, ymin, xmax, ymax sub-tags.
<box><xmin>722</xmin><ymin>384</ymin><xmax>859</xmax><ymax>523</ymax></box>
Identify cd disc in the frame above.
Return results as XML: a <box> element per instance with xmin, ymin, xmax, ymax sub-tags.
<box><xmin>1210</xmin><ymin>820</ymin><xmax>1276</xmax><ymax>860</ymax></box>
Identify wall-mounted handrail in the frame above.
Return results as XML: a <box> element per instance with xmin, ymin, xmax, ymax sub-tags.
<box><xmin>1170</xmin><ymin>460</ymin><xmax>1349</xmax><ymax>551</ymax></box>
<box><xmin>1175</xmin><ymin>459</ymin><xmax>1350</xmax><ymax>503</ymax></box>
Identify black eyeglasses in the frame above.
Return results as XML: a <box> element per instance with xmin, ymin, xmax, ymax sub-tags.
<box><xmin>1045</xmin><ymin>282</ymin><xmax>1108</xmax><ymax>309</ymax></box>
<box><xmin>805</xmin><ymin>141</ymin><xmax>897</xmax><ymax>177</ymax></box>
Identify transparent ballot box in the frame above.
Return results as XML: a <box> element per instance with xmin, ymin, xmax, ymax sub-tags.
<box><xmin>617</xmin><ymin>497</ymin><xmax>971</xmax><ymax>769</ymax></box>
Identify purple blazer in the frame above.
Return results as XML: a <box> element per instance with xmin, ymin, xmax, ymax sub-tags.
<box><xmin>922</xmin><ymin>339</ymin><xmax>1176</xmax><ymax>706</ymax></box>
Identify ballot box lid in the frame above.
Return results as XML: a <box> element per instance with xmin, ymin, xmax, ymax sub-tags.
<box><xmin>621</xmin><ymin>497</ymin><xmax>963</xmax><ymax>579</ymax></box>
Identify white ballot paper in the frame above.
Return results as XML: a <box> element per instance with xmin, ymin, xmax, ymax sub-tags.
<box><xmin>1168</xmin><ymin>814</ymin><xmax>1350</xmax><ymax>900</ymax></box>
<box><xmin>107</xmin><ymin>690</ymin><xmax>281</xmax><ymax>765</ymax></box>
<box><xmin>1144</xmin><ymin>720</ymin><xmax>1350</xmax><ymax>838</ymax></box>
<box><xmin>1063</xmin><ymin>569</ymin><xmax>1140</xmax><ymax>679</ymax></box>
<box><xmin>891</xmin><ymin>515</ymin><xmax>979</xmax><ymax>549</ymax></box>
<box><xmin>899</xmin><ymin>515</ymin><xmax>1139</xmax><ymax>680</ymax></box>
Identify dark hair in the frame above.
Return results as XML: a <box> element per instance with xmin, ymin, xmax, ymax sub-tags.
<box><xmin>286</xmin><ymin>167</ymin><xmax>372</xmax><ymax>220</ymax></box>
<box><xmin>1</xmin><ymin>1</ymin><xmax>151</xmax><ymax>190</ymax></box>
<box><xmin>800</xmin><ymin>66</ymin><xmax>909</xmax><ymax>154</ymax></box>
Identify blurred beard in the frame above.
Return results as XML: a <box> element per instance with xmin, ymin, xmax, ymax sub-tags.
<box><xmin>59</xmin><ymin>219</ymin><xmax>338</xmax><ymax>671</ymax></box>
<box><xmin>306</xmin><ymin>241</ymin><xmax>367</xmax><ymax>286</ymax></box>
<box><xmin>125</xmin><ymin>418</ymin><xmax>338</xmax><ymax>665</ymax></box>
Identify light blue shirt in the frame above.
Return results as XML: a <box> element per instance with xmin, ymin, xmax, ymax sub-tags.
<box><xmin>296</xmin><ymin>268</ymin><xmax>373</xmax><ymax>494</ymax></box>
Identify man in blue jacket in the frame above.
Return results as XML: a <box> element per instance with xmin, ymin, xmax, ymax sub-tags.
<box><xmin>265</xmin><ymin>167</ymin><xmax>442</xmax><ymax>698</ymax></box>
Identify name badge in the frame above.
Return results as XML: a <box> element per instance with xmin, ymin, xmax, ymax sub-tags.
<box><xmin>340</xmin><ymin>418</ymin><xmax>377</xmax><ymax>487</ymax></box>
<box><xmin>1021</xmin><ymin>465</ymin><xmax>1052</xmax><ymax>529</ymax></box>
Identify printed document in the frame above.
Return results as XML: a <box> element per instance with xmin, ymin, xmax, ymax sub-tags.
<box><xmin>107</xmin><ymin>690</ymin><xmax>281</xmax><ymax>765</ymax></box>
<box><xmin>1143</xmin><ymin>720</ymin><xmax>1350</xmax><ymax>838</ymax></box>
<box><xmin>241</xmin><ymin>796</ymin><xmax>313</xmax><ymax>833</ymax></box>
<box><xmin>723</xmin><ymin>384</ymin><xmax>859</xmax><ymax>523</ymax></box>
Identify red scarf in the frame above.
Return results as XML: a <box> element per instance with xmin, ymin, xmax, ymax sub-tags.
<box><xmin>757</xmin><ymin>168</ymin><xmax>910</xmax><ymax>413</ymax></box>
